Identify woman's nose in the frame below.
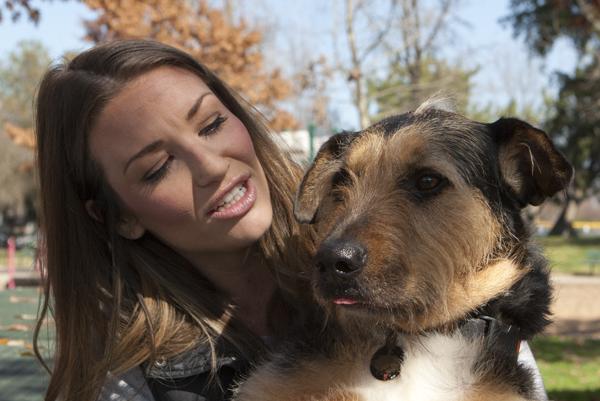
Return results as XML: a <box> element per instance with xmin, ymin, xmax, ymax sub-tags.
<box><xmin>186</xmin><ymin>143</ymin><xmax>230</xmax><ymax>188</ymax></box>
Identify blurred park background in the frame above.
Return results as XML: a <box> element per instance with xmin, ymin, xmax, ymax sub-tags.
<box><xmin>0</xmin><ymin>0</ymin><xmax>598</xmax><ymax>400</ymax></box>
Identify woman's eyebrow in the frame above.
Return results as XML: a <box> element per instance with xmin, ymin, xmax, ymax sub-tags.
<box><xmin>122</xmin><ymin>92</ymin><xmax>213</xmax><ymax>175</ymax></box>
<box><xmin>186</xmin><ymin>92</ymin><xmax>212</xmax><ymax>122</ymax></box>
<box><xmin>123</xmin><ymin>139</ymin><xmax>164</xmax><ymax>174</ymax></box>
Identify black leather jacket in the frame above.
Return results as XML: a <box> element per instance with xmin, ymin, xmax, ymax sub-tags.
<box><xmin>98</xmin><ymin>339</ymin><xmax>251</xmax><ymax>401</ymax></box>
<box><xmin>144</xmin><ymin>340</ymin><xmax>251</xmax><ymax>401</ymax></box>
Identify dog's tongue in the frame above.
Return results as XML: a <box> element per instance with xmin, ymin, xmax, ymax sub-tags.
<box><xmin>333</xmin><ymin>298</ymin><xmax>358</xmax><ymax>305</ymax></box>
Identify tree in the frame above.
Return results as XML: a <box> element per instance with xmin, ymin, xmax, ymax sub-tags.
<box><xmin>467</xmin><ymin>97</ymin><xmax>548</xmax><ymax>127</ymax></box>
<box><xmin>386</xmin><ymin>0</ymin><xmax>463</xmax><ymax>108</ymax></box>
<box><xmin>503</xmin><ymin>0</ymin><xmax>598</xmax><ymax>56</ymax></box>
<box><xmin>341</xmin><ymin>0</ymin><xmax>399</xmax><ymax>129</ymax></box>
<box><xmin>368</xmin><ymin>56</ymin><xmax>476</xmax><ymax>120</ymax></box>
<box><xmin>544</xmin><ymin>62</ymin><xmax>600</xmax><ymax>235</ymax></box>
<box><xmin>82</xmin><ymin>0</ymin><xmax>298</xmax><ymax>131</ymax></box>
<box><xmin>0</xmin><ymin>40</ymin><xmax>51</xmax><ymax>127</ymax></box>
<box><xmin>0</xmin><ymin>0</ymin><xmax>44</xmax><ymax>24</ymax></box>
<box><xmin>0</xmin><ymin>0</ymin><xmax>300</xmax><ymax>131</ymax></box>
<box><xmin>337</xmin><ymin>0</ymin><xmax>463</xmax><ymax>129</ymax></box>
<box><xmin>504</xmin><ymin>0</ymin><xmax>600</xmax><ymax>235</ymax></box>
<box><xmin>0</xmin><ymin>40</ymin><xmax>50</xmax><ymax>220</ymax></box>
<box><xmin>0</xmin><ymin>127</ymin><xmax>36</xmax><ymax>222</ymax></box>
<box><xmin>290</xmin><ymin>54</ymin><xmax>335</xmax><ymax>130</ymax></box>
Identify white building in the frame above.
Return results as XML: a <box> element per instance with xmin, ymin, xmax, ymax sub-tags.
<box><xmin>274</xmin><ymin>129</ymin><xmax>331</xmax><ymax>165</ymax></box>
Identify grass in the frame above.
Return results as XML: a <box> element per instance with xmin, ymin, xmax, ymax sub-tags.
<box><xmin>0</xmin><ymin>248</ymin><xmax>36</xmax><ymax>270</ymax></box>
<box><xmin>532</xmin><ymin>336</ymin><xmax>600</xmax><ymax>401</ymax></box>
<box><xmin>535</xmin><ymin>236</ymin><xmax>600</xmax><ymax>275</ymax></box>
<box><xmin>0</xmin><ymin>288</ymin><xmax>50</xmax><ymax>401</ymax></box>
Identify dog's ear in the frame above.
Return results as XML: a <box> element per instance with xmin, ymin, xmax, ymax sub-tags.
<box><xmin>294</xmin><ymin>132</ymin><xmax>359</xmax><ymax>224</ymax></box>
<box><xmin>490</xmin><ymin>118</ymin><xmax>573</xmax><ymax>207</ymax></box>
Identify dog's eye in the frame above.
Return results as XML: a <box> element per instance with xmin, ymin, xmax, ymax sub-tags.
<box><xmin>416</xmin><ymin>173</ymin><xmax>444</xmax><ymax>191</ymax></box>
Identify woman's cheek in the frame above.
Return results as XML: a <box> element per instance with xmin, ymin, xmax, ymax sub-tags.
<box><xmin>127</xmin><ymin>179</ymin><xmax>196</xmax><ymax>228</ymax></box>
<box><xmin>225</xmin><ymin>117</ymin><xmax>256</xmax><ymax>160</ymax></box>
<box><xmin>145</xmin><ymin>194</ymin><xmax>194</xmax><ymax>226</ymax></box>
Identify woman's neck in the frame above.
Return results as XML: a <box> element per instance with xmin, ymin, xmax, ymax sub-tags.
<box><xmin>183</xmin><ymin>246</ymin><xmax>277</xmax><ymax>337</ymax></box>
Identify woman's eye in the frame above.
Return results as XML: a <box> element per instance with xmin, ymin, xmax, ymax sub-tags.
<box><xmin>199</xmin><ymin>115</ymin><xmax>227</xmax><ymax>136</ymax></box>
<box><xmin>143</xmin><ymin>155</ymin><xmax>174</xmax><ymax>184</ymax></box>
<box><xmin>416</xmin><ymin>174</ymin><xmax>444</xmax><ymax>191</ymax></box>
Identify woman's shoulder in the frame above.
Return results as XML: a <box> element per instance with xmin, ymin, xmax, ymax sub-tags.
<box><xmin>98</xmin><ymin>340</ymin><xmax>250</xmax><ymax>401</ymax></box>
<box><xmin>99</xmin><ymin>367</ymin><xmax>155</xmax><ymax>401</ymax></box>
<box><xmin>96</xmin><ymin>346</ymin><xmax>215</xmax><ymax>401</ymax></box>
<box><xmin>518</xmin><ymin>340</ymin><xmax>548</xmax><ymax>401</ymax></box>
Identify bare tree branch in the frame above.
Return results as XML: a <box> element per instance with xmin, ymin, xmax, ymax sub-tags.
<box><xmin>422</xmin><ymin>0</ymin><xmax>453</xmax><ymax>53</ymax></box>
<box><xmin>576</xmin><ymin>0</ymin><xmax>600</xmax><ymax>35</ymax></box>
<box><xmin>359</xmin><ymin>0</ymin><xmax>398</xmax><ymax>61</ymax></box>
<box><xmin>345</xmin><ymin>0</ymin><xmax>370</xmax><ymax>128</ymax></box>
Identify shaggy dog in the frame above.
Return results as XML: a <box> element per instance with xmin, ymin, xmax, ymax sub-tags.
<box><xmin>234</xmin><ymin>100</ymin><xmax>572</xmax><ymax>401</ymax></box>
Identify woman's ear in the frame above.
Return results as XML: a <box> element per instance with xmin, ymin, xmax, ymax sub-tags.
<box><xmin>85</xmin><ymin>200</ymin><xmax>104</xmax><ymax>223</ymax></box>
<box><xmin>116</xmin><ymin>215</ymin><xmax>146</xmax><ymax>240</ymax></box>
<box><xmin>86</xmin><ymin>200</ymin><xmax>145</xmax><ymax>239</ymax></box>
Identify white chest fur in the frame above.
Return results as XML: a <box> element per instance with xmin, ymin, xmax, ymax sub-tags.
<box><xmin>353</xmin><ymin>331</ymin><xmax>483</xmax><ymax>401</ymax></box>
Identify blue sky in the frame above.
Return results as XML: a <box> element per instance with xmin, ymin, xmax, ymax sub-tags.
<box><xmin>0</xmin><ymin>1</ymin><xmax>93</xmax><ymax>58</ymax></box>
<box><xmin>0</xmin><ymin>0</ymin><xmax>578</xmax><ymax>129</ymax></box>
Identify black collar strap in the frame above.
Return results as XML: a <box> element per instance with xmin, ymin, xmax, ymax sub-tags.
<box><xmin>370</xmin><ymin>316</ymin><xmax>522</xmax><ymax>382</ymax></box>
<box><xmin>459</xmin><ymin>315</ymin><xmax>522</xmax><ymax>365</ymax></box>
<box><xmin>478</xmin><ymin>315</ymin><xmax>522</xmax><ymax>364</ymax></box>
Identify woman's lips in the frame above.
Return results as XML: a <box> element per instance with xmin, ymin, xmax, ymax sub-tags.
<box><xmin>208</xmin><ymin>178</ymin><xmax>256</xmax><ymax>219</ymax></box>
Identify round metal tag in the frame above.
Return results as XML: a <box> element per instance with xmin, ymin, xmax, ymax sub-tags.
<box><xmin>369</xmin><ymin>345</ymin><xmax>405</xmax><ymax>381</ymax></box>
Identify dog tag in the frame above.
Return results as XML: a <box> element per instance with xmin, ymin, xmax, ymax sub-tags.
<box><xmin>370</xmin><ymin>345</ymin><xmax>405</xmax><ymax>381</ymax></box>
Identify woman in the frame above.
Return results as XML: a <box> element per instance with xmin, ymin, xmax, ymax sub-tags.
<box><xmin>33</xmin><ymin>40</ymin><xmax>314</xmax><ymax>401</ymax></box>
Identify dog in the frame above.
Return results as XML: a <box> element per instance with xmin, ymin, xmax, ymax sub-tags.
<box><xmin>234</xmin><ymin>99</ymin><xmax>572</xmax><ymax>401</ymax></box>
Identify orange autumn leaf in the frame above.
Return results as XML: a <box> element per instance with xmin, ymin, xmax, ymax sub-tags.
<box><xmin>82</xmin><ymin>0</ymin><xmax>298</xmax><ymax>131</ymax></box>
<box><xmin>4</xmin><ymin>122</ymin><xmax>35</xmax><ymax>150</ymax></box>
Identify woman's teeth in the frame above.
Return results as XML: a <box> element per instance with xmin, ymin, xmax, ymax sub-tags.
<box><xmin>216</xmin><ymin>184</ymin><xmax>247</xmax><ymax>211</ymax></box>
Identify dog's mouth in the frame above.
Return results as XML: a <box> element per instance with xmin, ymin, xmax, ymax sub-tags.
<box><xmin>317</xmin><ymin>284</ymin><xmax>420</xmax><ymax>323</ymax></box>
<box><xmin>319</xmin><ymin>287</ymin><xmax>382</xmax><ymax>311</ymax></box>
<box><xmin>331</xmin><ymin>298</ymin><xmax>424</xmax><ymax>327</ymax></box>
<box><xmin>330</xmin><ymin>296</ymin><xmax>373</xmax><ymax>313</ymax></box>
<box><xmin>315</xmin><ymin>275</ymin><xmax>390</xmax><ymax>310</ymax></box>
<box><xmin>316</xmin><ymin>283</ymin><xmax>369</xmax><ymax>308</ymax></box>
<box><xmin>332</xmin><ymin>297</ymin><xmax>360</xmax><ymax>306</ymax></box>
<box><xmin>314</xmin><ymin>271</ymin><xmax>397</xmax><ymax>311</ymax></box>
<box><xmin>313</xmin><ymin>264</ymin><xmax>420</xmax><ymax>321</ymax></box>
<box><xmin>329</xmin><ymin>296</ymin><xmax>408</xmax><ymax>321</ymax></box>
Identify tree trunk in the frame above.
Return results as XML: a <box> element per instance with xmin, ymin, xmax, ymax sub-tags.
<box><xmin>345</xmin><ymin>0</ymin><xmax>371</xmax><ymax>129</ymax></box>
<box><xmin>548</xmin><ymin>193</ymin><xmax>579</xmax><ymax>237</ymax></box>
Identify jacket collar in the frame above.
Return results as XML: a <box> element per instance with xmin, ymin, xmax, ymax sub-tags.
<box><xmin>145</xmin><ymin>338</ymin><xmax>248</xmax><ymax>380</ymax></box>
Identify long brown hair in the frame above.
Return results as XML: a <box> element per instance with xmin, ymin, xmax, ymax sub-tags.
<box><xmin>33</xmin><ymin>40</ymin><xmax>312</xmax><ymax>401</ymax></box>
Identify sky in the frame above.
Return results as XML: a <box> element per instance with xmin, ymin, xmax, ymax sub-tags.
<box><xmin>0</xmin><ymin>0</ymin><xmax>579</xmax><ymax>129</ymax></box>
<box><xmin>0</xmin><ymin>1</ymin><xmax>93</xmax><ymax>58</ymax></box>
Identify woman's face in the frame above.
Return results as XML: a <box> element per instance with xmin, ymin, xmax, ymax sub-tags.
<box><xmin>89</xmin><ymin>67</ymin><xmax>273</xmax><ymax>261</ymax></box>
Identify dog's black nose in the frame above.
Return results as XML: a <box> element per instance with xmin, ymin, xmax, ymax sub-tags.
<box><xmin>316</xmin><ymin>240</ymin><xmax>367</xmax><ymax>278</ymax></box>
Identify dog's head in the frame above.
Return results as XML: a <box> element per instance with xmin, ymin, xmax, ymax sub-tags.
<box><xmin>295</xmin><ymin>101</ymin><xmax>572</xmax><ymax>332</ymax></box>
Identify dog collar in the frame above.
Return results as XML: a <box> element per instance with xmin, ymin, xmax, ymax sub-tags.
<box><xmin>369</xmin><ymin>316</ymin><xmax>522</xmax><ymax>382</ymax></box>
<box><xmin>477</xmin><ymin>315</ymin><xmax>522</xmax><ymax>363</ymax></box>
